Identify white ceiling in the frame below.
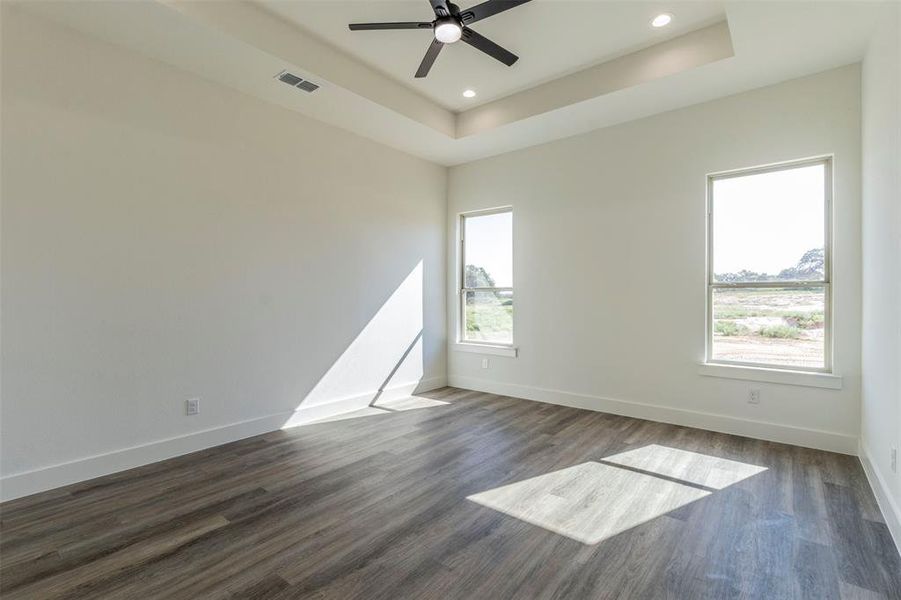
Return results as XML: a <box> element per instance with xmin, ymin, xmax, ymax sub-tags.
<box><xmin>18</xmin><ymin>1</ymin><xmax>886</xmax><ymax>166</ymax></box>
<box><xmin>259</xmin><ymin>0</ymin><xmax>726</xmax><ymax>111</ymax></box>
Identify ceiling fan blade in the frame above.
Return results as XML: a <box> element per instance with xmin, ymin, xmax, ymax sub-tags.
<box><xmin>459</xmin><ymin>0</ymin><xmax>531</xmax><ymax>25</ymax></box>
<box><xmin>461</xmin><ymin>28</ymin><xmax>518</xmax><ymax>66</ymax></box>
<box><xmin>415</xmin><ymin>38</ymin><xmax>444</xmax><ymax>78</ymax></box>
<box><xmin>349</xmin><ymin>22</ymin><xmax>432</xmax><ymax>31</ymax></box>
<box><xmin>428</xmin><ymin>0</ymin><xmax>452</xmax><ymax>18</ymax></box>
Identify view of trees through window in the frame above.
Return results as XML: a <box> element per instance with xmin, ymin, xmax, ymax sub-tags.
<box><xmin>710</xmin><ymin>161</ymin><xmax>829</xmax><ymax>370</ymax></box>
<box><xmin>461</xmin><ymin>210</ymin><xmax>513</xmax><ymax>344</ymax></box>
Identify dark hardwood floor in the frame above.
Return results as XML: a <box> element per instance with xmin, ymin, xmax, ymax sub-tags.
<box><xmin>1</xmin><ymin>387</ymin><xmax>899</xmax><ymax>599</ymax></box>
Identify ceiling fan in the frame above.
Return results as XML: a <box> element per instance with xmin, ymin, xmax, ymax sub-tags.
<box><xmin>348</xmin><ymin>0</ymin><xmax>532</xmax><ymax>78</ymax></box>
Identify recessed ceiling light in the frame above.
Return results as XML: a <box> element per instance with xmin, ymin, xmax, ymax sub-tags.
<box><xmin>463</xmin><ymin>89</ymin><xmax>476</xmax><ymax>98</ymax></box>
<box><xmin>651</xmin><ymin>13</ymin><xmax>673</xmax><ymax>28</ymax></box>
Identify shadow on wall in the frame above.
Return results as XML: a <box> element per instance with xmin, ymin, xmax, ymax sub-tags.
<box><xmin>280</xmin><ymin>260</ymin><xmax>433</xmax><ymax>429</ymax></box>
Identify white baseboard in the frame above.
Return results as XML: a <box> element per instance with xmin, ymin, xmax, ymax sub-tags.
<box><xmin>279</xmin><ymin>377</ymin><xmax>446</xmax><ymax>429</ymax></box>
<box><xmin>859</xmin><ymin>442</ymin><xmax>901</xmax><ymax>555</ymax></box>
<box><xmin>0</xmin><ymin>376</ymin><xmax>446</xmax><ymax>503</ymax></box>
<box><xmin>448</xmin><ymin>375</ymin><xmax>858</xmax><ymax>455</ymax></box>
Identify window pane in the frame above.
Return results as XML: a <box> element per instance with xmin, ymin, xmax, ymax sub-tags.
<box><xmin>711</xmin><ymin>286</ymin><xmax>826</xmax><ymax>369</ymax></box>
<box><xmin>464</xmin><ymin>290</ymin><xmax>513</xmax><ymax>344</ymax></box>
<box><xmin>464</xmin><ymin>211</ymin><xmax>512</xmax><ymax>288</ymax></box>
<box><xmin>712</xmin><ymin>164</ymin><xmax>825</xmax><ymax>283</ymax></box>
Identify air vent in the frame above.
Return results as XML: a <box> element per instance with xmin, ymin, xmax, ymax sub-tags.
<box><xmin>275</xmin><ymin>70</ymin><xmax>320</xmax><ymax>94</ymax></box>
<box><xmin>295</xmin><ymin>80</ymin><xmax>319</xmax><ymax>93</ymax></box>
<box><xmin>278</xmin><ymin>72</ymin><xmax>302</xmax><ymax>86</ymax></box>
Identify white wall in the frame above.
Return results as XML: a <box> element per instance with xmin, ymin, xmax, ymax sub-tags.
<box><xmin>448</xmin><ymin>66</ymin><xmax>862</xmax><ymax>453</ymax></box>
<box><xmin>0</xmin><ymin>8</ymin><xmax>447</xmax><ymax>499</ymax></box>
<box><xmin>860</xmin><ymin>1</ymin><xmax>901</xmax><ymax>545</ymax></box>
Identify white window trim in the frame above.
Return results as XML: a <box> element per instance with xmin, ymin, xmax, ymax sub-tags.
<box><xmin>704</xmin><ymin>156</ymin><xmax>834</xmax><ymax>375</ymax></box>
<box><xmin>452</xmin><ymin>342</ymin><xmax>518</xmax><ymax>358</ymax></box>
<box><xmin>455</xmin><ymin>206</ymin><xmax>517</xmax><ymax>356</ymax></box>
<box><xmin>697</xmin><ymin>362</ymin><xmax>842</xmax><ymax>389</ymax></box>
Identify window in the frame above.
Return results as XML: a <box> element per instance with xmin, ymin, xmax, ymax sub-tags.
<box><xmin>460</xmin><ymin>208</ymin><xmax>513</xmax><ymax>345</ymax></box>
<box><xmin>707</xmin><ymin>158</ymin><xmax>831</xmax><ymax>372</ymax></box>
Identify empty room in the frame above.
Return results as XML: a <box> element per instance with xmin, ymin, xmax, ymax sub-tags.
<box><xmin>1</xmin><ymin>0</ymin><xmax>900</xmax><ymax>598</ymax></box>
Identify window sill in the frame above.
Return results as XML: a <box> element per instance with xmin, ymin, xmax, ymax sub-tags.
<box><xmin>452</xmin><ymin>343</ymin><xmax>518</xmax><ymax>358</ymax></box>
<box><xmin>698</xmin><ymin>362</ymin><xmax>842</xmax><ymax>389</ymax></box>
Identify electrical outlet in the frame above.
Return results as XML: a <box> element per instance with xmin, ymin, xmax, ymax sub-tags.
<box><xmin>186</xmin><ymin>398</ymin><xmax>200</xmax><ymax>416</ymax></box>
<box><xmin>892</xmin><ymin>446</ymin><xmax>897</xmax><ymax>473</ymax></box>
<box><xmin>481</xmin><ymin>358</ymin><xmax>490</xmax><ymax>369</ymax></box>
<box><xmin>748</xmin><ymin>389</ymin><xmax>761</xmax><ymax>404</ymax></box>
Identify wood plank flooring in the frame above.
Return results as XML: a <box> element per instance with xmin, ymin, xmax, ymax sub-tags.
<box><xmin>2</xmin><ymin>387</ymin><xmax>899</xmax><ymax>599</ymax></box>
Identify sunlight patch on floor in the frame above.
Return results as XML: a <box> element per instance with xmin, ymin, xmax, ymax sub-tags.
<box><xmin>601</xmin><ymin>444</ymin><xmax>767</xmax><ymax>490</ymax></box>
<box><xmin>467</xmin><ymin>446</ymin><xmax>767</xmax><ymax>545</ymax></box>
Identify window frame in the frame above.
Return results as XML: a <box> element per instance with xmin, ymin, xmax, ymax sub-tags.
<box><xmin>705</xmin><ymin>156</ymin><xmax>833</xmax><ymax>373</ymax></box>
<box><xmin>458</xmin><ymin>206</ymin><xmax>514</xmax><ymax>348</ymax></box>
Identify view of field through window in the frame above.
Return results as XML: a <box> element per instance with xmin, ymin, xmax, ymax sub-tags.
<box><xmin>713</xmin><ymin>286</ymin><xmax>825</xmax><ymax>368</ymax></box>
<box><xmin>462</xmin><ymin>210</ymin><xmax>513</xmax><ymax>344</ymax></box>
<box><xmin>710</xmin><ymin>162</ymin><xmax>828</xmax><ymax>369</ymax></box>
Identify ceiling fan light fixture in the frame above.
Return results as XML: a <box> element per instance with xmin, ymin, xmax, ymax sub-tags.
<box><xmin>434</xmin><ymin>19</ymin><xmax>463</xmax><ymax>43</ymax></box>
<box><xmin>651</xmin><ymin>13</ymin><xmax>673</xmax><ymax>28</ymax></box>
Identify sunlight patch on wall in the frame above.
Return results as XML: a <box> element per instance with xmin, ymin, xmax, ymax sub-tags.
<box><xmin>300</xmin><ymin>261</ymin><xmax>424</xmax><ymax>410</ymax></box>
<box><xmin>466</xmin><ymin>446</ymin><xmax>766</xmax><ymax>545</ymax></box>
